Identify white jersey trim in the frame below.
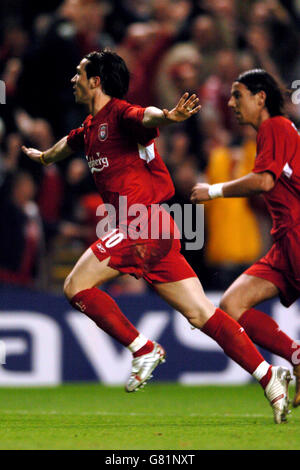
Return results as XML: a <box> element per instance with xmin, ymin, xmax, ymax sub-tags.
<box><xmin>283</xmin><ymin>162</ymin><xmax>293</xmax><ymax>179</ymax></box>
<box><xmin>138</xmin><ymin>143</ymin><xmax>155</xmax><ymax>163</ymax></box>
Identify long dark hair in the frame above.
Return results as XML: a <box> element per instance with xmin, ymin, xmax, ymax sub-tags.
<box><xmin>236</xmin><ymin>69</ymin><xmax>285</xmax><ymax>116</ymax></box>
<box><xmin>84</xmin><ymin>49</ymin><xmax>130</xmax><ymax>99</ymax></box>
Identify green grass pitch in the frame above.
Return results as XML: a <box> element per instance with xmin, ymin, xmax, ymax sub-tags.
<box><xmin>0</xmin><ymin>383</ymin><xmax>299</xmax><ymax>450</ymax></box>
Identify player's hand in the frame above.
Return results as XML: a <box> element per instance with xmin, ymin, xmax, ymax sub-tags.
<box><xmin>22</xmin><ymin>145</ymin><xmax>43</xmax><ymax>163</ymax></box>
<box><xmin>163</xmin><ymin>93</ymin><xmax>201</xmax><ymax>122</ymax></box>
<box><xmin>190</xmin><ymin>183</ymin><xmax>210</xmax><ymax>203</ymax></box>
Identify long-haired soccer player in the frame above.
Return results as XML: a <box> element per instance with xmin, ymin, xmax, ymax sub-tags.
<box><xmin>23</xmin><ymin>53</ymin><xmax>291</xmax><ymax>423</ymax></box>
<box><xmin>191</xmin><ymin>68</ymin><xmax>300</xmax><ymax>408</ymax></box>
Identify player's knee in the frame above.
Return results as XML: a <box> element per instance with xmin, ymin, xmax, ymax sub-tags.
<box><xmin>185</xmin><ymin>312</ymin><xmax>201</xmax><ymax>329</ymax></box>
<box><xmin>180</xmin><ymin>295</ymin><xmax>216</xmax><ymax>329</ymax></box>
<box><xmin>185</xmin><ymin>305</ymin><xmax>215</xmax><ymax>330</ymax></box>
<box><xmin>63</xmin><ymin>274</ymin><xmax>80</xmax><ymax>301</ymax></box>
<box><xmin>219</xmin><ymin>293</ymin><xmax>242</xmax><ymax>320</ymax></box>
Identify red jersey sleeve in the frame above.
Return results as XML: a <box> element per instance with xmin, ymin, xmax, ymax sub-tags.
<box><xmin>120</xmin><ymin>104</ymin><xmax>159</xmax><ymax>146</ymax></box>
<box><xmin>67</xmin><ymin>126</ymin><xmax>85</xmax><ymax>152</ymax></box>
<box><xmin>253</xmin><ymin>119</ymin><xmax>287</xmax><ymax>181</ymax></box>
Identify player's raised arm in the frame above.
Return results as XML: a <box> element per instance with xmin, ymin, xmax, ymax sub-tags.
<box><xmin>190</xmin><ymin>171</ymin><xmax>275</xmax><ymax>203</ymax></box>
<box><xmin>22</xmin><ymin>135</ymin><xmax>74</xmax><ymax>166</ymax></box>
<box><xmin>142</xmin><ymin>93</ymin><xmax>201</xmax><ymax>128</ymax></box>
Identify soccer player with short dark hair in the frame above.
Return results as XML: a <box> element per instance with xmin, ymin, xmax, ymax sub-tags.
<box><xmin>23</xmin><ymin>53</ymin><xmax>290</xmax><ymax>423</ymax></box>
<box><xmin>191</xmin><ymin>68</ymin><xmax>300</xmax><ymax>408</ymax></box>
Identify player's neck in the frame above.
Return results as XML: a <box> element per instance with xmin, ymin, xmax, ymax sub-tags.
<box><xmin>252</xmin><ymin>109</ymin><xmax>271</xmax><ymax>131</ymax></box>
<box><xmin>89</xmin><ymin>93</ymin><xmax>112</xmax><ymax>116</ymax></box>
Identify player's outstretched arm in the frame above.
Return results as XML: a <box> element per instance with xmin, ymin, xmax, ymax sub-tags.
<box><xmin>142</xmin><ymin>93</ymin><xmax>201</xmax><ymax>128</ymax></box>
<box><xmin>190</xmin><ymin>172</ymin><xmax>275</xmax><ymax>203</ymax></box>
<box><xmin>22</xmin><ymin>136</ymin><xmax>74</xmax><ymax>166</ymax></box>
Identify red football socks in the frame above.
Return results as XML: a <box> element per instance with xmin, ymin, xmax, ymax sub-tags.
<box><xmin>239</xmin><ymin>308</ymin><xmax>300</xmax><ymax>366</ymax></box>
<box><xmin>202</xmin><ymin>308</ymin><xmax>270</xmax><ymax>386</ymax></box>
<box><xmin>71</xmin><ymin>287</ymin><xmax>141</xmax><ymax>347</ymax></box>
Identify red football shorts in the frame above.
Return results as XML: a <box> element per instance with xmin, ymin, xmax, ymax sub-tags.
<box><xmin>245</xmin><ymin>225</ymin><xmax>300</xmax><ymax>307</ymax></box>
<box><xmin>90</xmin><ymin>205</ymin><xmax>197</xmax><ymax>284</ymax></box>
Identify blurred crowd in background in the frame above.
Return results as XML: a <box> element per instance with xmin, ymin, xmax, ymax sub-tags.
<box><xmin>0</xmin><ymin>0</ymin><xmax>300</xmax><ymax>295</ymax></box>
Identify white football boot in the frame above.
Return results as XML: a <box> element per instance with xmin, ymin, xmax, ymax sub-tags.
<box><xmin>125</xmin><ymin>342</ymin><xmax>166</xmax><ymax>392</ymax></box>
<box><xmin>264</xmin><ymin>366</ymin><xmax>291</xmax><ymax>423</ymax></box>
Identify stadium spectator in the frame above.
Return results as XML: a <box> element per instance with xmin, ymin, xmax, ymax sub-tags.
<box><xmin>203</xmin><ymin>134</ymin><xmax>263</xmax><ymax>290</ymax></box>
<box><xmin>0</xmin><ymin>118</ymin><xmax>6</xmax><ymax>180</ymax></box>
<box><xmin>0</xmin><ymin>155</ymin><xmax>45</xmax><ymax>287</ymax></box>
<box><xmin>105</xmin><ymin>0</ymin><xmax>152</xmax><ymax>43</ymax></box>
<box><xmin>244</xmin><ymin>24</ymin><xmax>284</xmax><ymax>88</ymax></box>
<box><xmin>0</xmin><ymin>20</ymin><xmax>29</xmax><ymax>65</ymax></box>
<box><xmin>188</xmin><ymin>14</ymin><xmax>230</xmax><ymax>78</ymax></box>
<box><xmin>1</xmin><ymin>58</ymin><xmax>22</xmax><ymax>99</ymax></box>
<box><xmin>154</xmin><ymin>44</ymin><xmax>205</xmax><ymax>169</ymax></box>
<box><xmin>167</xmin><ymin>156</ymin><xmax>205</xmax><ymax>279</ymax></box>
<box><xmin>116</xmin><ymin>22</ymin><xmax>175</xmax><ymax>107</ymax></box>
<box><xmin>58</xmin><ymin>158</ymin><xmax>100</xmax><ymax>247</ymax></box>
<box><xmin>200</xmin><ymin>0</ymin><xmax>240</xmax><ymax>49</ymax></box>
<box><xmin>200</xmin><ymin>48</ymin><xmax>240</xmax><ymax>133</ymax></box>
<box><xmin>17</xmin><ymin>0</ymin><xmax>114</xmax><ymax>136</ymax></box>
<box><xmin>154</xmin><ymin>43</ymin><xmax>202</xmax><ymax>109</ymax></box>
<box><xmin>247</xmin><ymin>0</ymin><xmax>299</xmax><ymax>82</ymax></box>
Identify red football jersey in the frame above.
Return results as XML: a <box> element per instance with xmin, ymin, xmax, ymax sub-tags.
<box><xmin>253</xmin><ymin>116</ymin><xmax>300</xmax><ymax>240</ymax></box>
<box><xmin>67</xmin><ymin>98</ymin><xmax>175</xmax><ymax>224</ymax></box>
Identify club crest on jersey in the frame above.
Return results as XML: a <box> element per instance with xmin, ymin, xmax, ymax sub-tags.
<box><xmin>98</xmin><ymin>123</ymin><xmax>108</xmax><ymax>141</ymax></box>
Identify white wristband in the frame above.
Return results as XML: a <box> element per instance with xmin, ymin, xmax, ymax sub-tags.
<box><xmin>208</xmin><ymin>183</ymin><xmax>224</xmax><ymax>199</ymax></box>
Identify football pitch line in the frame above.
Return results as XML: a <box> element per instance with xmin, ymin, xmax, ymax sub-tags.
<box><xmin>0</xmin><ymin>409</ymin><xmax>269</xmax><ymax>418</ymax></box>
